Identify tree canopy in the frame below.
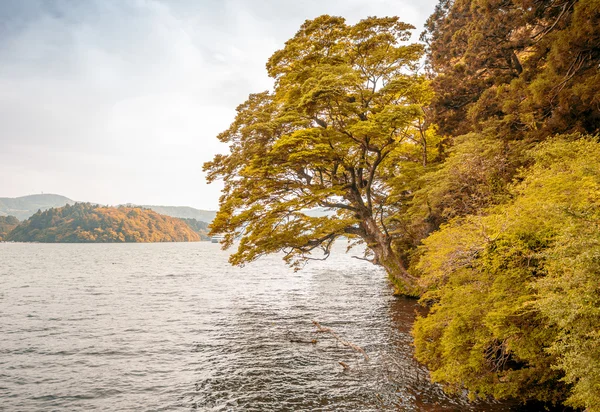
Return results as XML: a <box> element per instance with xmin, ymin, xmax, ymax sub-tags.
<box><xmin>422</xmin><ymin>0</ymin><xmax>600</xmax><ymax>140</ymax></box>
<box><xmin>205</xmin><ymin>15</ymin><xmax>436</xmax><ymax>294</ymax></box>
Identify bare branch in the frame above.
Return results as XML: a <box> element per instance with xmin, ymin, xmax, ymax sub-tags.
<box><xmin>312</xmin><ymin>320</ymin><xmax>369</xmax><ymax>360</ymax></box>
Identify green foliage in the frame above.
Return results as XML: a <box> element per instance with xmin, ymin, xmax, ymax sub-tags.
<box><xmin>205</xmin><ymin>15</ymin><xmax>436</xmax><ymax>292</ymax></box>
<box><xmin>423</xmin><ymin>0</ymin><xmax>600</xmax><ymax>140</ymax></box>
<box><xmin>6</xmin><ymin>203</ymin><xmax>201</xmax><ymax>243</ymax></box>
<box><xmin>412</xmin><ymin>1</ymin><xmax>600</xmax><ymax>407</ymax></box>
<box><xmin>406</xmin><ymin>133</ymin><xmax>516</xmax><ymax>234</ymax></box>
<box><xmin>180</xmin><ymin>218</ymin><xmax>211</xmax><ymax>240</ymax></box>
<box><xmin>412</xmin><ymin>136</ymin><xmax>600</xmax><ymax>409</ymax></box>
<box><xmin>0</xmin><ymin>215</ymin><xmax>19</xmax><ymax>241</ymax></box>
<box><xmin>528</xmin><ymin>138</ymin><xmax>600</xmax><ymax>411</ymax></box>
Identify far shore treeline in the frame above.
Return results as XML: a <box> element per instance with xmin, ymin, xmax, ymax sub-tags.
<box><xmin>204</xmin><ymin>1</ymin><xmax>600</xmax><ymax>410</ymax></box>
<box><xmin>1</xmin><ymin>203</ymin><xmax>210</xmax><ymax>243</ymax></box>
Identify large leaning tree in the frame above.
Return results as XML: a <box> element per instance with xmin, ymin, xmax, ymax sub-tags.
<box><xmin>204</xmin><ymin>15</ymin><xmax>433</xmax><ymax>295</ymax></box>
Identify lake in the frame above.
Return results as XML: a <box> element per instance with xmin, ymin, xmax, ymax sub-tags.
<box><xmin>0</xmin><ymin>242</ymin><xmax>513</xmax><ymax>411</ymax></box>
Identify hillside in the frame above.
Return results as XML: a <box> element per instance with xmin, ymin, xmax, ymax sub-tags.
<box><xmin>0</xmin><ymin>194</ymin><xmax>218</xmax><ymax>223</ymax></box>
<box><xmin>0</xmin><ymin>194</ymin><xmax>74</xmax><ymax>221</ymax></box>
<box><xmin>0</xmin><ymin>215</ymin><xmax>19</xmax><ymax>241</ymax></box>
<box><xmin>6</xmin><ymin>203</ymin><xmax>201</xmax><ymax>243</ymax></box>
<box><xmin>179</xmin><ymin>218</ymin><xmax>211</xmax><ymax>241</ymax></box>
<box><xmin>139</xmin><ymin>205</ymin><xmax>216</xmax><ymax>223</ymax></box>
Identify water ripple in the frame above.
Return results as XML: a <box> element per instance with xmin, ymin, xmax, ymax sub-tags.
<box><xmin>0</xmin><ymin>242</ymin><xmax>516</xmax><ymax>411</ymax></box>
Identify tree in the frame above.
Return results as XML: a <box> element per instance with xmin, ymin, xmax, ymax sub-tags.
<box><xmin>204</xmin><ymin>16</ymin><xmax>435</xmax><ymax>294</ymax></box>
<box><xmin>412</xmin><ymin>136</ymin><xmax>600</xmax><ymax>409</ymax></box>
<box><xmin>399</xmin><ymin>0</ymin><xmax>600</xmax><ymax>252</ymax></box>
<box><xmin>422</xmin><ymin>0</ymin><xmax>600</xmax><ymax>140</ymax></box>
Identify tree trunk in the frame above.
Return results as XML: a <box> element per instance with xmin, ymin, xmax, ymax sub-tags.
<box><xmin>360</xmin><ymin>217</ymin><xmax>421</xmax><ymax>296</ymax></box>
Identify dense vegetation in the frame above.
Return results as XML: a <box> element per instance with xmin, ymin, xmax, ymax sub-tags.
<box><xmin>206</xmin><ymin>1</ymin><xmax>599</xmax><ymax>409</ymax></box>
<box><xmin>180</xmin><ymin>218</ymin><xmax>211</xmax><ymax>241</ymax></box>
<box><xmin>409</xmin><ymin>0</ymin><xmax>600</xmax><ymax>409</ymax></box>
<box><xmin>0</xmin><ymin>215</ymin><xmax>19</xmax><ymax>241</ymax></box>
<box><xmin>6</xmin><ymin>203</ymin><xmax>201</xmax><ymax>243</ymax></box>
<box><xmin>423</xmin><ymin>0</ymin><xmax>599</xmax><ymax>140</ymax></box>
<box><xmin>413</xmin><ymin>137</ymin><xmax>600</xmax><ymax>408</ymax></box>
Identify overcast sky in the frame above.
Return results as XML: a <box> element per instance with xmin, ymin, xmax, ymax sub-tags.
<box><xmin>0</xmin><ymin>0</ymin><xmax>437</xmax><ymax>210</ymax></box>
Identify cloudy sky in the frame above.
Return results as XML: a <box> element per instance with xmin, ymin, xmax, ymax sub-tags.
<box><xmin>0</xmin><ymin>0</ymin><xmax>437</xmax><ymax>210</ymax></box>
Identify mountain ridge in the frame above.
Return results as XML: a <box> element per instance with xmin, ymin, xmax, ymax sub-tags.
<box><xmin>0</xmin><ymin>194</ymin><xmax>331</xmax><ymax>224</ymax></box>
<box><xmin>0</xmin><ymin>194</ymin><xmax>217</xmax><ymax>223</ymax></box>
<box><xmin>0</xmin><ymin>194</ymin><xmax>75</xmax><ymax>221</ymax></box>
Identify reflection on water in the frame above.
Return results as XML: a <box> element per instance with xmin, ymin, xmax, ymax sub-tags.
<box><xmin>1</xmin><ymin>242</ymin><xmax>513</xmax><ymax>411</ymax></box>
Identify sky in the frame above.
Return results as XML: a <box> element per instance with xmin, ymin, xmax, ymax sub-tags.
<box><xmin>0</xmin><ymin>0</ymin><xmax>438</xmax><ymax>210</ymax></box>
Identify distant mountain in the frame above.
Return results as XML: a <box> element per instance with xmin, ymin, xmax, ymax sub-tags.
<box><xmin>0</xmin><ymin>195</ymin><xmax>218</xmax><ymax>224</ymax></box>
<box><xmin>138</xmin><ymin>205</ymin><xmax>216</xmax><ymax>223</ymax></box>
<box><xmin>0</xmin><ymin>194</ymin><xmax>75</xmax><ymax>221</ymax></box>
<box><xmin>7</xmin><ymin>203</ymin><xmax>201</xmax><ymax>243</ymax></box>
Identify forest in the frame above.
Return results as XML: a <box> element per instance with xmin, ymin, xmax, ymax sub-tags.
<box><xmin>180</xmin><ymin>218</ymin><xmax>211</xmax><ymax>241</ymax></box>
<box><xmin>0</xmin><ymin>215</ymin><xmax>19</xmax><ymax>241</ymax></box>
<box><xmin>5</xmin><ymin>203</ymin><xmax>204</xmax><ymax>243</ymax></box>
<box><xmin>204</xmin><ymin>0</ymin><xmax>599</xmax><ymax>409</ymax></box>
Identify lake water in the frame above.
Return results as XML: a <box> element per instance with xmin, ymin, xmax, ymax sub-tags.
<box><xmin>0</xmin><ymin>242</ymin><xmax>514</xmax><ymax>411</ymax></box>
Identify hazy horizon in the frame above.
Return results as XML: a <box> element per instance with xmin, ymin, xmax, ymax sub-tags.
<box><xmin>0</xmin><ymin>191</ymin><xmax>216</xmax><ymax>210</ymax></box>
<box><xmin>0</xmin><ymin>0</ymin><xmax>437</xmax><ymax>210</ymax></box>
